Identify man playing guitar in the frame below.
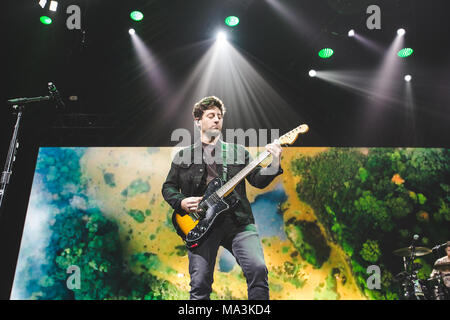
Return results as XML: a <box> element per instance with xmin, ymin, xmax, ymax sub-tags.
<box><xmin>162</xmin><ymin>96</ymin><xmax>283</xmax><ymax>300</ymax></box>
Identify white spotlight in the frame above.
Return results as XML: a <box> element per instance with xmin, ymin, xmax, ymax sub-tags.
<box><xmin>348</xmin><ymin>29</ymin><xmax>355</xmax><ymax>37</ymax></box>
<box><xmin>404</xmin><ymin>75</ymin><xmax>412</xmax><ymax>82</ymax></box>
<box><xmin>39</xmin><ymin>0</ymin><xmax>47</xmax><ymax>8</ymax></box>
<box><xmin>397</xmin><ymin>28</ymin><xmax>406</xmax><ymax>36</ymax></box>
<box><xmin>309</xmin><ymin>70</ymin><xmax>317</xmax><ymax>78</ymax></box>
<box><xmin>217</xmin><ymin>31</ymin><xmax>227</xmax><ymax>42</ymax></box>
<box><xmin>49</xmin><ymin>1</ymin><xmax>58</xmax><ymax>12</ymax></box>
<box><xmin>129</xmin><ymin>28</ymin><xmax>136</xmax><ymax>35</ymax></box>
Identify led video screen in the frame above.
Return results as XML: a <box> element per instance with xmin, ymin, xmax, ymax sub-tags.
<box><xmin>10</xmin><ymin>147</ymin><xmax>449</xmax><ymax>300</ymax></box>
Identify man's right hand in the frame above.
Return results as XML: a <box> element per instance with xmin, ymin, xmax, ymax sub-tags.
<box><xmin>181</xmin><ymin>197</ymin><xmax>203</xmax><ymax>213</ymax></box>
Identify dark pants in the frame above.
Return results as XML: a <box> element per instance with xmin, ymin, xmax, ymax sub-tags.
<box><xmin>187</xmin><ymin>215</ymin><xmax>269</xmax><ymax>300</ymax></box>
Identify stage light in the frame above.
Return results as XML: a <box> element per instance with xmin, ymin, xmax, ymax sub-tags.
<box><xmin>397</xmin><ymin>48</ymin><xmax>414</xmax><ymax>58</ymax></box>
<box><xmin>348</xmin><ymin>29</ymin><xmax>355</xmax><ymax>37</ymax></box>
<box><xmin>130</xmin><ymin>11</ymin><xmax>144</xmax><ymax>22</ymax></box>
<box><xmin>129</xmin><ymin>28</ymin><xmax>136</xmax><ymax>35</ymax></box>
<box><xmin>40</xmin><ymin>16</ymin><xmax>52</xmax><ymax>25</ymax></box>
<box><xmin>39</xmin><ymin>0</ymin><xmax>47</xmax><ymax>8</ymax></box>
<box><xmin>404</xmin><ymin>75</ymin><xmax>412</xmax><ymax>82</ymax></box>
<box><xmin>217</xmin><ymin>31</ymin><xmax>227</xmax><ymax>42</ymax></box>
<box><xmin>309</xmin><ymin>70</ymin><xmax>317</xmax><ymax>77</ymax></box>
<box><xmin>225</xmin><ymin>16</ymin><xmax>239</xmax><ymax>27</ymax></box>
<box><xmin>318</xmin><ymin>48</ymin><xmax>334</xmax><ymax>59</ymax></box>
<box><xmin>397</xmin><ymin>28</ymin><xmax>406</xmax><ymax>36</ymax></box>
<box><xmin>49</xmin><ymin>1</ymin><xmax>58</xmax><ymax>12</ymax></box>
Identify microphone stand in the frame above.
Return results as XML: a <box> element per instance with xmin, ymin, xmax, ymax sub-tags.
<box><xmin>0</xmin><ymin>95</ymin><xmax>53</xmax><ymax>218</ymax></box>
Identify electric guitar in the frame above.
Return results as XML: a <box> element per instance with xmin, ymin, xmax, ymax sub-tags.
<box><xmin>173</xmin><ymin>124</ymin><xmax>309</xmax><ymax>248</ymax></box>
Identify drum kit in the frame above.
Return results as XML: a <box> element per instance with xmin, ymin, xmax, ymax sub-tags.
<box><xmin>393</xmin><ymin>241</ymin><xmax>449</xmax><ymax>300</ymax></box>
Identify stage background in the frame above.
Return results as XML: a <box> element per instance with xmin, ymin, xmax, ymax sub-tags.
<box><xmin>10</xmin><ymin>147</ymin><xmax>450</xmax><ymax>300</ymax></box>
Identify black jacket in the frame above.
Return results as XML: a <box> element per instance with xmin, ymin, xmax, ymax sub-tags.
<box><xmin>161</xmin><ymin>140</ymin><xmax>283</xmax><ymax>226</ymax></box>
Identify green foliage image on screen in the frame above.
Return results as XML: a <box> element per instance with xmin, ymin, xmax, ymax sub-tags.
<box><xmin>10</xmin><ymin>147</ymin><xmax>450</xmax><ymax>300</ymax></box>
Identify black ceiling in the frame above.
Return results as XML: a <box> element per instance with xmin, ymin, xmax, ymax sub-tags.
<box><xmin>2</xmin><ymin>0</ymin><xmax>450</xmax><ymax>147</ymax></box>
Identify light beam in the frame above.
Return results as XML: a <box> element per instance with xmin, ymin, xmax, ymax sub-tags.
<box><xmin>156</xmin><ymin>35</ymin><xmax>303</xmax><ymax>135</ymax></box>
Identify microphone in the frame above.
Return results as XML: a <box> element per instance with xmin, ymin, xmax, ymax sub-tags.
<box><xmin>47</xmin><ymin>82</ymin><xmax>66</xmax><ymax>109</ymax></box>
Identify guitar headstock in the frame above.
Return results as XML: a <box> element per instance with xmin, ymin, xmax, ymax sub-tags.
<box><xmin>277</xmin><ymin>124</ymin><xmax>309</xmax><ymax>146</ymax></box>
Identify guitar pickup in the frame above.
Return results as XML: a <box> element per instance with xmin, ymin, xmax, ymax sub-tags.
<box><xmin>190</xmin><ymin>211</ymin><xmax>200</xmax><ymax>220</ymax></box>
<box><xmin>196</xmin><ymin>205</ymin><xmax>207</xmax><ymax>219</ymax></box>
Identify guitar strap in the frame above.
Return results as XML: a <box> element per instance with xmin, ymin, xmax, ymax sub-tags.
<box><xmin>221</xmin><ymin>141</ymin><xmax>228</xmax><ymax>182</ymax></box>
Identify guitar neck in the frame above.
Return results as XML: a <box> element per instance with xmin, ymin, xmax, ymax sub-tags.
<box><xmin>214</xmin><ymin>124</ymin><xmax>309</xmax><ymax>198</ymax></box>
<box><xmin>216</xmin><ymin>149</ymin><xmax>271</xmax><ymax>198</ymax></box>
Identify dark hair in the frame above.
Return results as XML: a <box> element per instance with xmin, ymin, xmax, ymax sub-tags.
<box><xmin>446</xmin><ymin>241</ymin><xmax>450</xmax><ymax>248</ymax></box>
<box><xmin>192</xmin><ymin>96</ymin><xmax>226</xmax><ymax>120</ymax></box>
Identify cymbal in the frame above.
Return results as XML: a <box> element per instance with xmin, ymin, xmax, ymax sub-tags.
<box><xmin>433</xmin><ymin>262</ymin><xmax>450</xmax><ymax>270</ymax></box>
<box><xmin>393</xmin><ymin>246</ymin><xmax>432</xmax><ymax>257</ymax></box>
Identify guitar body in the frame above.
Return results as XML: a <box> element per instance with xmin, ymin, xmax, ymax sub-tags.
<box><xmin>173</xmin><ymin>177</ymin><xmax>239</xmax><ymax>248</ymax></box>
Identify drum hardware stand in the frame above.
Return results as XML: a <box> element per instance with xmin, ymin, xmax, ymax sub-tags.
<box><xmin>395</xmin><ymin>237</ymin><xmax>449</xmax><ymax>300</ymax></box>
<box><xmin>394</xmin><ymin>235</ymin><xmax>429</xmax><ymax>300</ymax></box>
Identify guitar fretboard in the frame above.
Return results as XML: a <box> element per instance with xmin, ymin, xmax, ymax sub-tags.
<box><xmin>216</xmin><ymin>149</ymin><xmax>271</xmax><ymax>198</ymax></box>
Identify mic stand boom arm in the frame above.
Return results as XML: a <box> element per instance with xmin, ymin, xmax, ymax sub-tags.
<box><xmin>7</xmin><ymin>96</ymin><xmax>51</xmax><ymax>107</ymax></box>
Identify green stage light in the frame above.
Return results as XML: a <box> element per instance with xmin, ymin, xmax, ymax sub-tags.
<box><xmin>40</xmin><ymin>16</ymin><xmax>52</xmax><ymax>25</ymax></box>
<box><xmin>318</xmin><ymin>48</ymin><xmax>334</xmax><ymax>59</ymax></box>
<box><xmin>225</xmin><ymin>16</ymin><xmax>239</xmax><ymax>27</ymax></box>
<box><xmin>398</xmin><ymin>48</ymin><xmax>414</xmax><ymax>58</ymax></box>
<box><xmin>130</xmin><ymin>11</ymin><xmax>144</xmax><ymax>21</ymax></box>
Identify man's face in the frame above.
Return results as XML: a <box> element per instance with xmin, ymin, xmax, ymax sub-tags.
<box><xmin>198</xmin><ymin>106</ymin><xmax>223</xmax><ymax>138</ymax></box>
<box><xmin>446</xmin><ymin>246</ymin><xmax>450</xmax><ymax>256</ymax></box>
